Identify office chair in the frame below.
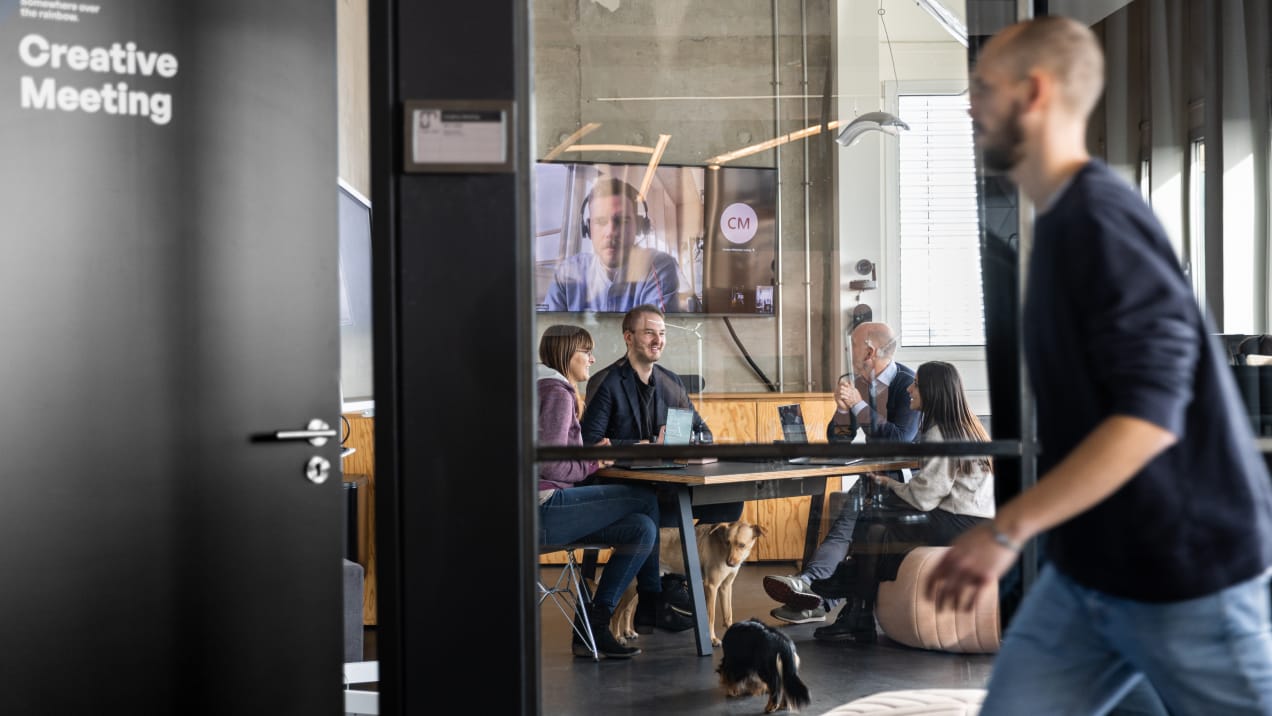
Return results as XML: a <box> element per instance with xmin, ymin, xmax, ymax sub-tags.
<box><xmin>539</xmin><ymin>544</ymin><xmax>609</xmax><ymax>661</ymax></box>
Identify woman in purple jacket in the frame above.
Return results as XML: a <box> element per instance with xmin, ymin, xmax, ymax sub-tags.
<box><xmin>538</xmin><ymin>324</ymin><xmax>689</xmax><ymax>658</ymax></box>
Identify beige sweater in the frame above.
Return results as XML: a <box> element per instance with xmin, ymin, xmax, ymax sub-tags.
<box><xmin>889</xmin><ymin>426</ymin><xmax>995</xmax><ymax>518</ymax></box>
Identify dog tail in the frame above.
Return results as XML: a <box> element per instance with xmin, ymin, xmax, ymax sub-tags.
<box><xmin>777</xmin><ymin>643</ymin><xmax>810</xmax><ymax>710</ymax></box>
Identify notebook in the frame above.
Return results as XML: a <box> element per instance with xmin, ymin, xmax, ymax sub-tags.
<box><xmin>777</xmin><ymin>403</ymin><xmax>865</xmax><ymax>466</ymax></box>
<box><xmin>611</xmin><ymin>407</ymin><xmax>693</xmax><ymax>470</ymax></box>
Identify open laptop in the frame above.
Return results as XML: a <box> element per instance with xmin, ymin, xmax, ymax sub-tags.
<box><xmin>778</xmin><ymin>403</ymin><xmax>865</xmax><ymax>466</ymax></box>
<box><xmin>611</xmin><ymin>407</ymin><xmax>693</xmax><ymax>470</ymax></box>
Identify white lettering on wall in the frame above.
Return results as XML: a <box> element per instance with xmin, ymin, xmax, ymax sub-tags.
<box><xmin>16</xmin><ymin>33</ymin><xmax>179</xmax><ymax>126</ymax></box>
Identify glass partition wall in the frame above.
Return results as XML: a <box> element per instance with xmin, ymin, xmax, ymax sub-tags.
<box><xmin>529</xmin><ymin>1</ymin><xmax>1013</xmax><ymax>710</ymax></box>
<box><xmin>525</xmin><ymin>0</ymin><xmax>1272</xmax><ymax>710</ymax></box>
<box><xmin>530</xmin><ymin>0</ymin><xmax>992</xmax><ymax>411</ymax></box>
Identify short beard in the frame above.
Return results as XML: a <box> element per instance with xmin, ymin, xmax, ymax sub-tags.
<box><xmin>980</xmin><ymin>100</ymin><xmax>1025</xmax><ymax>173</ymax></box>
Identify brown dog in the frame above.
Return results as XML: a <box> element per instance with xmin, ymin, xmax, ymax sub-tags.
<box><xmin>612</xmin><ymin>520</ymin><xmax>765</xmax><ymax>646</ymax></box>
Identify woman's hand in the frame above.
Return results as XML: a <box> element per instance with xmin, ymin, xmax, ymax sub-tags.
<box><xmin>595</xmin><ymin>437</ymin><xmax>614</xmax><ymax>468</ymax></box>
<box><xmin>869</xmin><ymin>473</ymin><xmax>898</xmax><ymax>487</ymax></box>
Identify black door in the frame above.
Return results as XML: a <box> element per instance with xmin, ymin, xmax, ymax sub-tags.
<box><xmin>0</xmin><ymin>1</ymin><xmax>342</xmax><ymax>712</ymax></box>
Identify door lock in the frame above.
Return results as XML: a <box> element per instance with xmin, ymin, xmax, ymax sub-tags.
<box><xmin>305</xmin><ymin>455</ymin><xmax>332</xmax><ymax>484</ymax></box>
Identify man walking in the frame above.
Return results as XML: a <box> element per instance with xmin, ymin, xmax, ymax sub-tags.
<box><xmin>928</xmin><ymin>16</ymin><xmax>1272</xmax><ymax>715</ymax></box>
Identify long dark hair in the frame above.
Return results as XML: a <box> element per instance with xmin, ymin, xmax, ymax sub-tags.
<box><xmin>538</xmin><ymin>324</ymin><xmax>594</xmax><ymax>417</ymax></box>
<box><xmin>915</xmin><ymin>361</ymin><xmax>991</xmax><ymax>474</ymax></box>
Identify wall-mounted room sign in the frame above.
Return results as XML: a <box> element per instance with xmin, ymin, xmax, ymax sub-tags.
<box><xmin>403</xmin><ymin>99</ymin><xmax>514</xmax><ymax>173</ymax></box>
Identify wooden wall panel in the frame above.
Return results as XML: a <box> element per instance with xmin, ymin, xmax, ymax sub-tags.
<box><xmin>336</xmin><ymin>0</ymin><xmax>370</xmax><ymax>197</ymax></box>
<box><xmin>747</xmin><ymin>496</ymin><xmax>811</xmax><ymax>561</ymax></box>
<box><xmin>342</xmin><ymin>413</ymin><xmax>377</xmax><ymax>625</ymax></box>
<box><xmin>696</xmin><ymin>399</ymin><xmax>757</xmax><ymax>443</ymax></box>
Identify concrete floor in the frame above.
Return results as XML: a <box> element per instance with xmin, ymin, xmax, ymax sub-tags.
<box><xmin>538</xmin><ymin>561</ymin><xmax>995</xmax><ymax>715</ymax></box>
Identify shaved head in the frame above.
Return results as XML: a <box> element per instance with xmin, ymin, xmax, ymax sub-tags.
<box><xmin>853</xmin><ymin>322</ymin><xmax>897</xmax><ymax>358</ymax></box>
<box><xmin>982</xmin><ymin>16</ymin><xmax>1104</xmax><ymax>120</ymax></box>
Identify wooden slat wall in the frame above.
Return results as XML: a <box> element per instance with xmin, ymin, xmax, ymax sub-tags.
<box><xmin>701</xmin><ymin>392</ymin><xmax>841</xmax><ymax>562</ymax></box>
<box><xmin>342</xmin><ymin>413</ymin><xmax>377</xmax><ymax>625</ymax></box>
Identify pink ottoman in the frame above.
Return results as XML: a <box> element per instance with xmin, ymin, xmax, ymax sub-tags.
<box><xmin>874</xmin><ymin>547</ymin><xmax>1000</xmax><ymax>654</ymax></box>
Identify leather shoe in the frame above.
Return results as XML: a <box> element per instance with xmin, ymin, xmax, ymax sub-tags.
<box><xmin>813</xmin><ymin>600</ymin><xmax>877</xmax><ymax>643</ymax></box>
<box><xmin>809</xmin><ymin>559</ymin><xmax>859</xmax><ymax>600</ymax></box>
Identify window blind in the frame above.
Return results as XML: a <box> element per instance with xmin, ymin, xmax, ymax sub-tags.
<box><xmin>897</xmin><ymin>93</ymin><xmax>985</xmax><ymax>347</ymax></box>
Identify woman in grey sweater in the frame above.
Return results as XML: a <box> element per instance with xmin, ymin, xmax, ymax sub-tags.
<box><xmin>811</xmin><ymin>360</ymin><xmax>994</xmax><ymax>643</ymax></box>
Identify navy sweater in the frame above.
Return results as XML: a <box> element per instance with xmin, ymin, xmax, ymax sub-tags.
<box><xmin>1025</xmin><ymin>161</ymin><xmax>1272</xmax><ymax>601</ymax></box>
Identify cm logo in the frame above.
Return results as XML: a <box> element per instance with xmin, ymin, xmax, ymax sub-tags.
<box><xmin>720</xmin><ymin>202</ymin><xmax>758</xmax><ymax>244</ymax></box>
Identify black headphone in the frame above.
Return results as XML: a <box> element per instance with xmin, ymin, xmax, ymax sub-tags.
<box><xmin>580</xmin><ymin>178</ymin><xmax>653</xmax><ymax>240</ymax></box>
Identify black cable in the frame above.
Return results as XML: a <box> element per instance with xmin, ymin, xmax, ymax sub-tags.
<box><xmin>723</xmin><ymin>316</ymin><xmax>778</xmax><ymax>392</ymax></box>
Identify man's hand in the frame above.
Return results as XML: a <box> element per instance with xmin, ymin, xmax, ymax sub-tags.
<box><xmin>835</xmin><ymin>381</ymin><xmax>863</xmax><ymax>411</ymax></box>
<box><xmin>924</xmin><ymin>523</ymin><xmax>1020</xmax><ymax>612</ymax></box>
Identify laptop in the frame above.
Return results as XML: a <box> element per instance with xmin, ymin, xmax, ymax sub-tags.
<box><xmin>778</xmin><ymin>403</ymin><xmax>865</xmax><ymax>466</ymax></box>
<box><xmin>611</xmin><ymin>407</ymin><xmax>693</xmax><ymax>470</ymax></box>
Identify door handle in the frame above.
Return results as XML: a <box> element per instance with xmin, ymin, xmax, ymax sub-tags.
<box><xmin>274</xmin><ymin>418</ymin><xmax>338</xmax><ymax>447</ymax></box>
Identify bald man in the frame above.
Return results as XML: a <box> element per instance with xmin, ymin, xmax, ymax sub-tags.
<box><xmin>826</xmin><ymin>322</ymin><xmax>919</xmax><ymax>444</ymax></box>
<box><xmin>926</xmin><ymin>16</ymin><xmax>1272</xmax><ymax>714</ymax></box>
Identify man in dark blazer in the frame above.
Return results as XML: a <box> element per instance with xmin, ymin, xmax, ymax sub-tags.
<box><xmin>765</xmin><ymin>320</ymin><xmax>921</xmax><ymax>632</ymax></box>
<box><xmin>582</xmin><ymin>306</ymin><xmax>709</xmax><ymax>445</ymax></box>
<box><xmin>582</xmin><ymin>304</ymin><xmax>742</xmax><ymax>527</ymax></box>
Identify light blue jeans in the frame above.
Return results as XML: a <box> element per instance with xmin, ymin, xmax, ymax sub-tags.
<box><xmin>981</xmin><ymin>564</ymin><xmax>1272</xmax><ymax>715</ymax></box>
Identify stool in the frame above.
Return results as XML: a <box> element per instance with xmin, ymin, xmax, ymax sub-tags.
<box><xmin>874</xmin><ymin>547</ymin><xmax>1000</xmax><ymax>654</ymax></box>
<box><xmin>822</xmin><ymin>688</ymin><xmax>985</xmax><ymax>715</ymax></box>
<box><xmin>539</xmin><ymin>544</ymin><xmax>608</xmax><ymax>661</ymax></box>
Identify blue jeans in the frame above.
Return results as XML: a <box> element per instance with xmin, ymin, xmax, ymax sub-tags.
<box><xmin>981</xmin><ymin>564</ymin><xmax>1272</xmax><ymax>715</ymax></box>
<box><xmin>539</xmin><ymin>484</ymin><xmax>661</xmax><ymax>610</ymax></box>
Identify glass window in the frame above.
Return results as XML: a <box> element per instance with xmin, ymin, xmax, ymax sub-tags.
<box><xmin>897</xmin><ymin>93</ymin><xmax>984</xmax><ymax>347</ymax></box>
<box><xmin>1188</xmin><ymin>137</ymin><xmax>1206</xmax><ymax>309</ymax></box>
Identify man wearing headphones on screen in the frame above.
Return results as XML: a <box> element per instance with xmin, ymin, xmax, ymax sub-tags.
<box><xmin>543</xmin><ymin>177</ymin><xmax>681</xmax><ymax>313</ymax></box>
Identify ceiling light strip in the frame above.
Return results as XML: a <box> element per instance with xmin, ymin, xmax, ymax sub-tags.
<box><xmin>541</xmin><ymin>122</ymin><xmax>602</xmax><ymax>161</ymax></box>
<box><xmin>561</xmin><ymin>144</ymin><xmax>656</xmax><ymax>154</ymax></box>
<box><xmin>705</xmin><ymin>120</ymin><xmax>842</xmax><ymax>166</ymax></box>
<box><xmin>637</xmin><ymin>134</ymin><xmax>672</xmax><ymax>200</ymax></box>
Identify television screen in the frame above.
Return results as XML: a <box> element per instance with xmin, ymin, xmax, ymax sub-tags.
<box><xmin>533</xmin><ymin>161</ymin><xmax>776</xmax><ymax>315</ymax></box>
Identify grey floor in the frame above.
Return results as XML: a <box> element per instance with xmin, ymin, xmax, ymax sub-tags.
<box><xmin>539</xmin><ymin>561</ymin><xmax>995</xmax><ymax>715</ymax></box>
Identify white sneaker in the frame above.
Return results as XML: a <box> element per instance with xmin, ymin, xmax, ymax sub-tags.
<box><xmin>770</xmin><ymin>604</ymin><xmax>828</xmax><ymax>624</ymax></box>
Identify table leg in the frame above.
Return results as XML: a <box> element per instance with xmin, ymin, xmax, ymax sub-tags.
<box><xmin>801</xmin><ymin>476</ymin><xmax>828</xmax><ymax>571</ymax></box>
<box><xmin>674</xmin><ymin>486</ymin><xmax>712</xmax><ymax>657</ymax></box>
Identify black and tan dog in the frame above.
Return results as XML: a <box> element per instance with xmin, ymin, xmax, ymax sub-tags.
<box><xmin>717</xmin><ymin>618</ymin><xmax>811</xmax><ymax>713</ymax></box>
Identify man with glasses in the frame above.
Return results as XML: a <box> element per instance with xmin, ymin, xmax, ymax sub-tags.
<box><xmin>763</xmin><ymin>321</ymin><xmax>921</xmax><ymax>633</ymax></box>
<box><xmin>543</xmin><ymin>178</ymin><xmax>680</xmax><ymax>313</ymax></box>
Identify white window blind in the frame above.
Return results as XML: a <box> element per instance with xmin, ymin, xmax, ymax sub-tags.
<box><xmin>898</xmin><ymin>93</ymin><xmax>984</xmax><ymax>347</ymax></box>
